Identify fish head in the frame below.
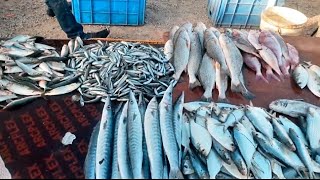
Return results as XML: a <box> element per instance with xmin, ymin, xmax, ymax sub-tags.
<box><xmin>182</xmin><ymin>156</ymin><xmax>195</xmax><ymax>175</ymax></box>
<box><xmin>148</xmin><ymin>97</ymin><xmax>159</xmax><ymax>111</ymax></box>
<box><xmin>102</xmin><ymin>95</ymin><xmax>112</xmax><ymax>112</ymax></box>
<box><xmin>181</xmin><ymin>22</ymin><xmax>193</xmax><ymax>33</ymax></box>
<box><xmin>288</xmin><ymin>128</ymin><xmax>299</xmax><ymax>140</ymax></box>
<box><xmin>269</xmin><ymin>100</ymin><xmax>288</xmax><ymax>112</ymax></box>
<box><xmin>162</xmin><ymin>82</ymin><xmax>173</xmax><ymax>104</ymax></box>
<box><xmin>308</xmin><ymin>107</ymin><xmax>319</xmax><ymax>117</ymax></box>
<box><xmin>252</xmin><ymin>131</ymin><xmax>267</xmax><ymax>144</ymax></box>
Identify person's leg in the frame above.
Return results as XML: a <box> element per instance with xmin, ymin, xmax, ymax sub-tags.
<box><xmin>45</xmin><ymin>0</ymin><xmax>110</xmax><ymax>39</ymax></box>
<box><xmin>45</xmin><ymin>0</ymin><xmax>85</xmax><ymax>39</ymax></box>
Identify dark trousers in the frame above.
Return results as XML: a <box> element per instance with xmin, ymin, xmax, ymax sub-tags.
<box><xmin>45</xmin><ymin>0</ymin><xmax>85</xmax><ymax>39</ymax></box>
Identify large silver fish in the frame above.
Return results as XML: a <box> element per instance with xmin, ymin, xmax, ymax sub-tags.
<box><xmin>159</xmin><ymin>83</ymin><xmax>183</xmax><ymax>179</ymax></box>
<box><xmin>127</xmin><ymin>91</ymin><xmax>143</xmax><ymax>179</ymax></box>
<box><xmin>144</xmin><ymin>97</ymin><xmax>163</xmax><ymax>179</ymax></box>
<box><xmin>188</xmin><ymin>32</ymin><xmax>203</xmax><ymax>90</ymax></box>
<box><xmin>204</xmin><ymin>29</ymin><xmax>228</xmax><ymax>72</ymax></box>
<box><xmin>95</xmin><ymin>96</ymin><xmax>114</xmax><ymax>179</ymax></box>
<box><xmin>173</xmin><ymin>29</ymin><xmax>190</xmax><ymax>81</ymax></box>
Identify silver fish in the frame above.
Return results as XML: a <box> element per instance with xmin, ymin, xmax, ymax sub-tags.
<box><xmin>170</xmin><ymin>25</ymin><xmax>180</xmax><ymax>40</ymax></box>
<box><xmin>127</xmin><ymin>91</ymin><xmax>143</xmax><ymax>179</ymax></box>
<box><xmin>289</xmin><ymin>128</ymin><xmax>320</xmax><ymax>179</ymax></box>
<box><xmin>212</xmin><ymin>138</ymin><xmax>232</xmax><ymax>165</ymax></box>
<box><xmin>188</xmin><ymin>32</ymin><xmax>202</xmax><ymax>90</ymax></box>
<box><xmin>272</xmin><ymin>117</ymin><xmax>296</xmax><ymax>151</ymax></box>
<box><xmin>111</xmin><ymin>105</ymin><xmax>122</xmax><ymax>179</ymax></box>
<box><xmin>117</xmin><ymin>102</ymin><xmax>133</xmax><ymax>179</ymax></box>
<box><xmin>231</xmin><ymin>149</ymin><xmax>247</xmax><ymax>176</ymax></box>
<box><xmin>173</xmin><ymin>92</ymin><xmax>184</xmax><ymax>165</ymax></box>
<box><xmin>215</xmin><ymin>61</ymin><xmax>229</xmax><ymax>102</ymax></box>
<box><xmin>269</xmin><ymin>99</ymin><xmax>320</xmax><ymax>118</ymax></box>
<box><xmin>246</xmin><ymin>106</ymin><xmax>273</xmax><ymax>139</ymax></box>
<box><xmin>138</xmin><ymin>94</ymin><xmax>150</xmax><ymax>179</ymax></box>
<box><xmin>144</xmin><ymin>97</ymin><xmax>163</xmax><ymax>179</ymax></box>
<box><xmin>173</xmin><ymin>29</ymin><xmax>190</xmax><ymax>81</ymax></box>
<box><xmin>0</xmin><ymin>79</ymin><xmax>42</xmax><ymax>96</ymax></box>
<box><xmin>84</xmin><ymin>121</ymin><xmax>100</xmax><ymax>179</ymax></box>
<box><xmin>95</xmin><ymin>96</ymin><xmax>114</xmax><ymax>179</ymax></box>
<box><xmin>253</xmin><ymin>132</ymin><xmax>306</xmax><ymax>174</ymax></box>
<box><xmin>251</xmin><ymin>151</ymin><xmax>272</xmax><ymax>179</ymax></box>
<box><xmin>206</xmin><ymin>117</ymin><xmax>235</xmax><ymax>151</ymax></box>
<box><xmin>224</xmin><ymin>108</ymin><xmax>245</xmax><ymax>130</ymax></box>
<box><xmin>307</xmin><ymin>68</ymin><xmax>320</xmax><ymax>97</ymax></box>
<box><xmin>278</xmin><ymin>115</ymin><xmax>308</xmax><ymax>146</ymax></box>
<box><xmin>190</xmin><ymin>119</ymin><xmax>212</xmax><ymax>157</ymax></box>
<box><xmin>183</xmin><ymin>154</ymin><xmax>195</xmax><ymax>175</ymax></box>
<box><xmin>204</xmin><ymin>29</ymin><xmax>228</xmax><ymax>72</ymax></box>
<box><xmin>164</xmin><ymin>40</ymin><xmax>174</xmax><ymax>61</ymax></box>
<box><xmin>207</xmin><ymin>149</ymin><xmax>222</xmax><ymax>179</ymax></box>
<box><xmin>198</xmin><ymin>53</ymin><xmax>215</xmax><ymax>101</ymax></box>
<box><xmin>189</xmin><ymin>149</ymin><xmax>210</xmax><ymax>179</ymax></box>
<box><xmin>3</xmin><ymin>95</ymin><xmax>41</xmax><ymax>110</ymax></box>
<box><xmin>159</xmin><ymin>83</ymin><xmax>183</xmax><ymax>179</ymax></box>
<box><xmin>61</xmin><ymin>44</ymin><xmax>69</xmax><ymax>57</ymax></box>
<box><xmin>219</xmin><ymin>34</ymin><xmax>243</xmax><ymax>93</ymax></box>
<box><xmin>233</xmin><ymin>122</ymin><xmax>256</xmax><ymax>171</ymax></box>
<box><xmin>306</xmin><ymin>107</ymin><xmax>320</xmax><ymax>155</ymax></box>
<box><xmin>194</xmin><ymin>22</ymin><xmax>207</xmax><ymax>52</ymax></box>
<box><xmin>293</xmin><ymin>64</ymin><xmax>309</xmax><ymax>89</ymax></box>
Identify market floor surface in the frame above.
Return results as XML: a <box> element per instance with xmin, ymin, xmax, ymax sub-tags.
<box><xmin>1</xmin><ymin>0</ymin><xmax>320</xmax><ymax>41</ymax></box>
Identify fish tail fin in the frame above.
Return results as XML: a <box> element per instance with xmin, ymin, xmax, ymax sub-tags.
<box><xmin>312</xmin><ymin>160</ymin><xmax>320</xmax><ymax>173</ymax></box>
<box><xmin>217</xmin><ymin>97</ymin><xmax>229</xmax><ymax>103</ymax></box>
<box><xmin>201</xmin><ymin>90</ymin><xmax>213</xmax><ymax>102</ymax></box>
<box><xmin>239</xmin><ymin>82</ymin><xmax>255</xmax><ymax>100</ymax></box>
<box><xmin>169</xmin><ymin>168</ymin><xmax>184</xmax><ymax>179</ymax></box>
<box><xmin>189</xmin><ymin>78</ymin><xmax>201</xmax><ymax>90</ymax></box>
<box><xmin>256</xmin><ymin>72</ymin><xmax>269</xmax><ymax>83</ymax></box>
<box><xmin>230</xmin><ymin>81</ymin><xmax>241</xmax><ymax>93</ymax></box>
<box><xmin>266</xmin><ymin>70</ymin><xmax>281</xmax><ymax>82</ymax></box>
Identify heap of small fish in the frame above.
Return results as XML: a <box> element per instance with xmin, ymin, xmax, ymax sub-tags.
<box><xmin>0</xmin><ymin>35</ymin><xmax>175</xmax><ymax>109</ymax></box>
<box><xmin>84</xmin><ymin>80</ymin><xmax>320</xmax><ymax>179</ymax></box>
<box><xmin>164</xmin><ymin>22</ymin><xmax>300</xmax><ymax>102</ymax></box>
<box><xmin>293</xmin><ymin>61</ymin><xmax>320</xmax><ymax>97</ymax></box>
<box><xmin>0</xmin><ymin>35</ymin><xmax>76</xmax><ymax>109</ymax></box>
<box><xmin>65</xmin><ymin>38</ymin><xmax>175</xmax><ymax>103</ymax></box>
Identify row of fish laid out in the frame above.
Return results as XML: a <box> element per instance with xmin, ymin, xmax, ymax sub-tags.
<box><xmin>0</xmin><ymin>35</ymin><xmax>175</xmax><ymax>109</ymax></box>
<box><xmin>164</xmin><ymin>22</ymin><xmax>300</xmax><ymax>102</ymax></box>
<box><xmin>84</xmin><ymin>79</ymin><xmax>320</xmax><ymax>179</ymax></box>
<box><xmin>293</xmin><ymin>61</ymin><xmax>320</xmax><ymax>97</ymax></box>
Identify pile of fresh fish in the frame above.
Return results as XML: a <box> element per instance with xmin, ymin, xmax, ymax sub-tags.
<box><xmin>0</xmin><ymin>35</ymin><xmax>174</xmax><ymax>109</ymax></box>
<box><xmin>84</xmin><ymin>81</ymin><xmax>320</xmax><ymax>179</ymax></box>
<box><xmin>65</xmin><ymin>38</ymin><xmax>175</xmax><ymax>103</ymax></box>
<box><xmin>293</xmin><ymin>61</ymin><xmax>320</xmax><ymax>97</ymax></box>
<box><xmin>0</xmin><ymin>35</ymin><xmax>74</xmax><ymax>109</ymax></box>
<box><xmin>165</xmin><ymin>22</ymin><xmax>300</xmax><ymax>102</ymax></box>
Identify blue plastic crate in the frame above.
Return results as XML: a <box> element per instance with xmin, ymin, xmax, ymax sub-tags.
<box><xmin>208</xmin><ymin>0</ymin><xmax>285</xmax><ymax>28</ymax></box>
<box><xmin>72</xmin><ymin>0</ymin><xmax>146</xmax><ymax>26</ymax></box>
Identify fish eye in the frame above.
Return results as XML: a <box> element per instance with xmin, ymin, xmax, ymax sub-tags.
<box><xmin>107</xmin><ymin>105</ymin><xmax>111</xmax><ymax>109</ymax></box>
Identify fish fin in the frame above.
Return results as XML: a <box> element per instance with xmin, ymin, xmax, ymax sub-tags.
<box><xmin>201</xmin><ymin>91</ymin><xmax>213</xmax><ymax>102</ymax></box>
<box><xmin>239</xmin><ymin>83</ymin><xmax>255</xmax><ymax>100</ymax></box>
<box><xmin>169</xmin><ymin>168</ymin><xmax>184</xmax><ymax>179</ymax></box>
<box><xmin>312</xmin><ymin>160</ymin><xmax>320</xmax><ymax>173</ymax></box>
<box><xmin>189</xmin><ymin>79</ymin><xmax>201</xmax><ymax>90</ymax></box>
<box><xmin>256</xmin><ymin>73</ymin><xmax>269</xmax><ymax>83</ymax></box>
<box><xmin>266</xmin><ymin>70</ymin><xmax>281</xmax><ymax>82</ymax></box>
<box><xmin>217</xmin><ymin>97</ymin><xmax>229</xmax><ymax>103</ymax></box>
<box><xmin>231</xmin><ymin>82</ymin><xmax>241</xmax><ymax>93</ymax></box>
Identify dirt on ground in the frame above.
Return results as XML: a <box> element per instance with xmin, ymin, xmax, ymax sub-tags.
<box><xmin>1</xmin><ymin>0</ymin><xmax>320</xmax><ymax>41</ymax></box>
